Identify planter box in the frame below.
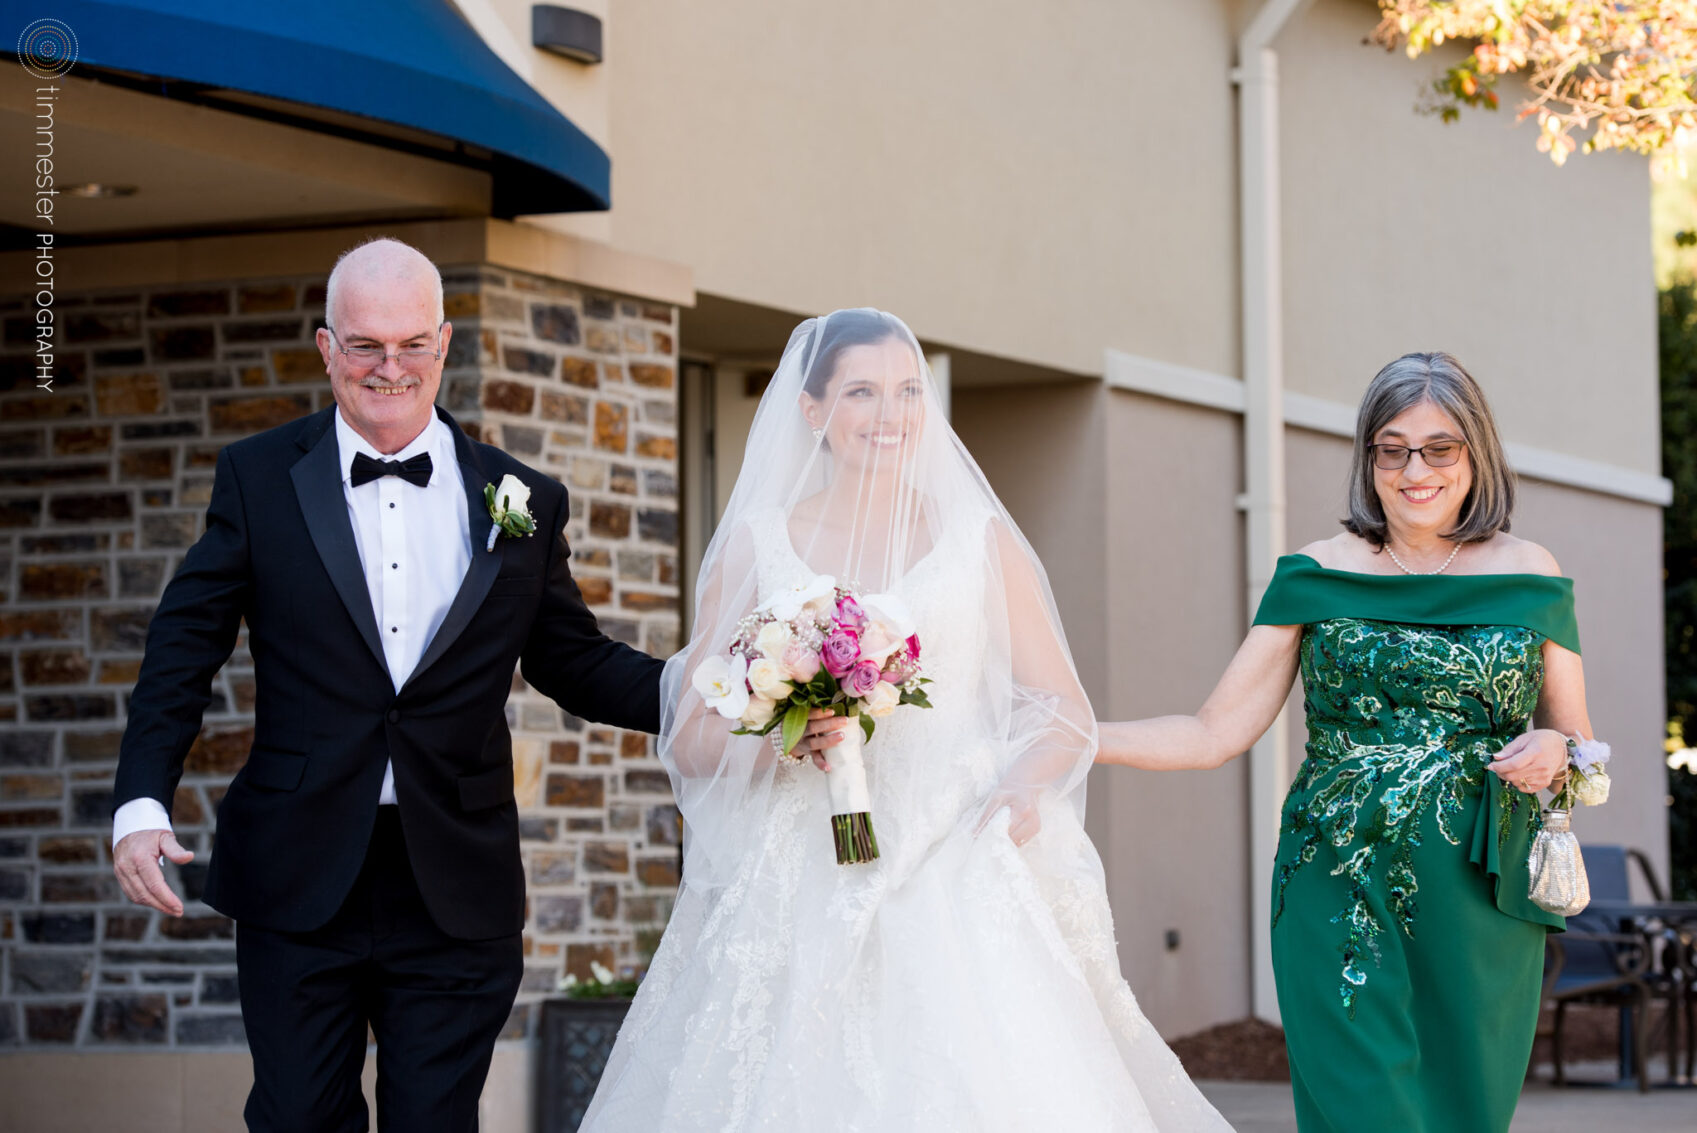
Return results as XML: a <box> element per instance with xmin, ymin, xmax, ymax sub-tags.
<box><xmin>536</xmin><ymin>996</ymin><xmax>633</xmax><ymax>1132</ymax></box>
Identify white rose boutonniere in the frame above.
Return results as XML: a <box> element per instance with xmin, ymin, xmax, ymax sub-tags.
<box><xmin>484</xmin><ymin>474</ymin><xmax>537</xmax><ymax>552</ymax></box>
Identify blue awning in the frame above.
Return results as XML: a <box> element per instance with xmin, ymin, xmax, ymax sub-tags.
<box><xmin>50</xmin><ymin>0</ymin><xmax>609</xmax><ymax>215</ymax></box>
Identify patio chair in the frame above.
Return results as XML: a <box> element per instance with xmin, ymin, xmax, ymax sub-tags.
<box><xmin>1540</xmin><ymin>844</ymin><xmax>1661</xmax><ymax>1091</ymax></box>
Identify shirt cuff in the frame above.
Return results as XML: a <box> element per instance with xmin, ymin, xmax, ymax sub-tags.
<box><xmin>113</xmin><ymin>797</ymin><xmax>173</xmax><ymax>848</ymax></box>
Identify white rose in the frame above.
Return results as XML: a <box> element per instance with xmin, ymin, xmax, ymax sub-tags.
<box><xmin>691</xmin><ymin>654</ymin><xmax>749</xmax><ymax>719</ymax></box>
<box><xmin>740</xmin><ymin>694</ymin><xmax>778</xmax><ymax>730</ymax></box>
<box><xmin>493</xmin><ymin>473</ymin><xmax>531</xmax><ymax>516</ymax></box>
<box><xmin>755</xmin><ymin>621</ymin><xmax>793</xmax><ymax>660</ymax></box>
<box><xmin>1572</xmin><ymin>767</ymin><xmax>1611</xmax><ymax>807</ymax></box>
<box><xmin>747</xmin><ymin>658</ymin><xmax>794</xmax><ymax>701</ymax></box>
<box><xmin>864</xmin><ymin>681</ymin><xmax>900</xmax><ymax>719</ymax></box>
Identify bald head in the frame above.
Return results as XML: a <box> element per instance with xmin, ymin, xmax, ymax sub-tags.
<box><xmin>316</xmin><ymin>237</ymin><xmax>452</xmax><ymax>454</ymax></box>
<box><xmin>324</xmin><ymin>238</ymin><xmax>444</xmax><ymax>331</ymax></box>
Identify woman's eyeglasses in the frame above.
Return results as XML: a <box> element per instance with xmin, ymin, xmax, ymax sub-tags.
<box><xmin>1368</xmin><ymin>441</ymin><xmax>1464</xmax><ymax>470</ymax></box>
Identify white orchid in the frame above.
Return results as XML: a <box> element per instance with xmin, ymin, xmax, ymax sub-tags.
<box><xmin>758</xmin><ymin>574</ymin><xmax>836</xmax><ymax>622</ymax></box>
<box><xmin>692</xmin><ymin>654</ymin><xmax>750</xmax><ymax>719</ymax></box>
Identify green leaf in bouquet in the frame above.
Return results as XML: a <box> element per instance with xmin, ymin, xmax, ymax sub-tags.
<box><xmin>781</xmin><ymin>703</ymin><xmax>809</xmax><ymax>758</ymax></box>
<box><xmin>901</xmin><ymin>688</ymin><xmax>933</xmax><ymax>709</ymax></box>
<box><xmin>859</xmin><ymin>714</ymin><xmax>875</xmax><ymax>743</ymax></box>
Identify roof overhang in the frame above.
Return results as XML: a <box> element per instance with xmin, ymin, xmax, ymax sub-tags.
<box><xmin>41</xmin><ymin>0</ymin><xmax>609</xmax><ymax>216</ymax></box>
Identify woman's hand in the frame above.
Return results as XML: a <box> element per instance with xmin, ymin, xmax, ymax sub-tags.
<box><xmin>974</xmin><ymin>788</ymin><xmax>1042</xmax><ymax>847</ymax></box>
<box><xmin>1488</xmin><ymin>728</ymin><xmax>1569</xmax><ymax>794</ymax></box>
<box><xmin>798</xmin><ymin>707</ymin><xmax>853</xmax><ymax>771</ymax></box>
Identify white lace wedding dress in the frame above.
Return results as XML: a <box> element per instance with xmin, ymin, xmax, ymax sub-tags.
<box><xmin>579</xmin><ymin>508</ymin><xmax>1230</xmax><ymax>1133</ymax></box>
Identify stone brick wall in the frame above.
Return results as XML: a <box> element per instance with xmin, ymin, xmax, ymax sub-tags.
<box><xmin>0</xmin><ymin>263</ymin><xmax>680</xmax><ymax>1049</ymax></box>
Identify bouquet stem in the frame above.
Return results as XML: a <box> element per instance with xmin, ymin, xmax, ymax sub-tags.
<box><xmin>822</xmin><ymin>720</ymin><xmax>879</xmax><ymax>865</ymax></box>
<box><xmin>832</xmin><ymin>812</ymin><xmax>879</xmax><ymax>864</ymax></box>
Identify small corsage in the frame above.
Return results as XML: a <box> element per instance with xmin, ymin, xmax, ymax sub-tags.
<box><xmin>1557</xmin><ymin>735</ymin><xmax>1612</xmax><ymax>809</ymax></box>
<box><xmin>483</xmin><ymin>474</ymin><xmax>536</xmax><ymax>552</ymax></box>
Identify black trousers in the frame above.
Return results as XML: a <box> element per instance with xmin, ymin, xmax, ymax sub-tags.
<box><xmin>236</xmin><ymin>808</ymin><xmax>523</xmax><ymax>1133</ymax></box>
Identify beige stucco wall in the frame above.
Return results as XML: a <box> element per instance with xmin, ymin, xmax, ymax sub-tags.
<box><xmin>584</xmin><ymin>0</ymin><xmax>1241</xmax><ymax>380</ymax></box>
<box><xmin>1096</xmin><ymin>389</ymin><xmax>1254</xmax><ymax>1037</ymax></box>
<box><xmin>1277</xmin><ymin>2</ymin><xmax>1659</xmax><ymax>475</ymax></box>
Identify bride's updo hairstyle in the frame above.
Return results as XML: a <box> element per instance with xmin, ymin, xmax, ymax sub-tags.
<box><xmin>799</xmin><ymin>308</ymin><xmax>912</xmax><ymax>400</ymax></box>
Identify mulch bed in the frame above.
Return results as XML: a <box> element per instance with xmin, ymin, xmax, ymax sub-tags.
<box><xmin>1170</xmin><ymin>1018</ymin><xmax>1289</xmax><ymax>1082</ymax></box>
<box><xmin>1170</xmin><ymin>1005</ymin><xmax>1635</xmax><ymax>1083</ymax></box>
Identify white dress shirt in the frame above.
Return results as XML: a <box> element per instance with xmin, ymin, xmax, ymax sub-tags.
<box><xmin>113</xmin><ymin>408</ymin><xmax>473</xmax><ymax>847</ymax></box>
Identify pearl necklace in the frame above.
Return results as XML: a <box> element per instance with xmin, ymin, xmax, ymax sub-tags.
<box><xmin>1385</xmin><ymin>542</ymin><xmax>1460</xmax><ymax>575</ymax></box>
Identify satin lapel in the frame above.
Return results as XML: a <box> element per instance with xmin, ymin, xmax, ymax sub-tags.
<box><xmin>290</xmin><ymin>416</ymin><xmax>387</xmax><ymax>672</ymax></box>
<box><xmin>406</xmin><ymin>415</ymin><xmax>501</xmax><ymax>688</ymax></box>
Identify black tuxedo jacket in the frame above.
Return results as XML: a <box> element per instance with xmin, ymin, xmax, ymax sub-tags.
<box><xmin>114</xmin><ymin>406</ymin><xmax>664</xmax><ymax>940</ymax></box>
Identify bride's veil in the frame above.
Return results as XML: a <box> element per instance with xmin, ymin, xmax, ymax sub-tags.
<box><xmin>659</xmin><ymin>308</ymin><xmax>1097</xmax><ymax>890</ymax></box>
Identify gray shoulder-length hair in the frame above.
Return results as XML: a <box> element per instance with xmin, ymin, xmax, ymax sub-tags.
<box><xmin>1343</xmin><ymin>351</ymin><xmax>1515</xmax><ymax>547</ymax></box>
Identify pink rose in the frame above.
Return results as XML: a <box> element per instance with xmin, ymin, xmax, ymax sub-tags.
<box><xmin>821</xmin><ymin>629</ymin><xmax>861</xmax><ymax>678</ymax></box>
<box><xmin>905</xmin><ymin>634</ymin><xmax>921</xmax><ymax>660</ymax></box>
<box><xmin>781</xmin><ymin>640</ymin><xmax>821</xmax><ymax>683</ymax></box>
<box><xmin>843</xmin><ymin>659</ymin><xmax>882</xmax><ymax>698</ymax></box>
<box><xmin>835</xmin><ymin>596</ymin><xmax>868</xmax><ymax>632</ymax></box>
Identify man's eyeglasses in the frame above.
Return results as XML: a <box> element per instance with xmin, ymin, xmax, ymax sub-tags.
<box><xmin>325</xmin><ymin>324</ymin><xmax>444</xmax><ymax>371</ymax></box>
<box><xmin>1368</xmin><ymin>441</ymin><xmax>1465</xmax><ymax>471</ymax></box>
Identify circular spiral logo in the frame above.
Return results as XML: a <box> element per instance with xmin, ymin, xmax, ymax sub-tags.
<box><xmin>17</xmin><ymin>19</ymin><xmax>78</xmax><ymax>79</ymax></box>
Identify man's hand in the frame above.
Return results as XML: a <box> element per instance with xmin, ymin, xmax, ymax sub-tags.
<box><xmin>113</xmin><ymin>829</ymin><xmax>194</xmax><ymax>917</ymax></box>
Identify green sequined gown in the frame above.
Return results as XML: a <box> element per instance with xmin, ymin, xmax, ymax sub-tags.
<box><xmin>1254</xmin><ymin>555</ymin><xmax>1580</xmax><ymax>1133</ymax></box>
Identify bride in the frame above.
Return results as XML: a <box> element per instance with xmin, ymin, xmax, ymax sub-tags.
<box><xmin>580</xmin><ymin>309</ymin><xmax>1228</xmax><ymax>1131</ymax></box>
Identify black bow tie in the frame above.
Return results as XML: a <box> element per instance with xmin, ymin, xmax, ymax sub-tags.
<box><xmin>350</xmin><ymin>451</ymin><xmax>432</xmax><ymax>488</ymax></box>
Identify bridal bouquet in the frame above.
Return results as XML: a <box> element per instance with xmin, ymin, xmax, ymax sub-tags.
<box><xmin>691</xmin><ymin>574</ymin><xmax>932</xmax><ymax>865</ymax></box>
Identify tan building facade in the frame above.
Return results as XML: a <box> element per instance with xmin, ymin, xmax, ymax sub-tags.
<box><xmin>0</xmin><ymin>1</ymin><xmax>1669</xmax><ymax>1128</ymax></box>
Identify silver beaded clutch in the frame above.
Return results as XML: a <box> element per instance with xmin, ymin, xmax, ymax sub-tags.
<box><xmin>1527</xmin><ymin>809</ymin><xmax>1590</xmax><ymax>916</ymax></box>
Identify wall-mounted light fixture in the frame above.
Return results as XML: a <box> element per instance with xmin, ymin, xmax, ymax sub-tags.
<box><xmin>66</xmin><ymin>183</ymin><xmax>138</xmax><ymax>198</ymax></box>
<box><xmin>532</xmin><ymin>5</ymin><xmax>603</xmax><ymax>65</ymax></box>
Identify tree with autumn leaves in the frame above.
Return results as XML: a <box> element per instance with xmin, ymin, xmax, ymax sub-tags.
<box><xmin>1372</xmin><ymin>2</ymin><xmax>1697</xmax><ymax>169</ymax></box>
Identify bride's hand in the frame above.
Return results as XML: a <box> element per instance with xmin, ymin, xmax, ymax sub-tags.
<box><xmin>974</xmin><ymin>789</ymin><xmax>1041</xmax><ymax>847</ymax></box>
<box><xmin>799</xmin><ymin>708</ymin><xmax>853</xmax><ymax>772</ymax></box>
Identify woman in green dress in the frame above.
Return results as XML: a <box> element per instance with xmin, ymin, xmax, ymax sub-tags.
<box><xmin>1097</xmin><ymin>352</ymin><xmax>1596</xmax><ymax>1133</ymax></box>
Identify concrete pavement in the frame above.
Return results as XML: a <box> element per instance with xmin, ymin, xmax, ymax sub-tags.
<box><xmin>1197</xmin><ymin>1063</ymin><xmax>1696</xmax><ymax>1132</ymax></box>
